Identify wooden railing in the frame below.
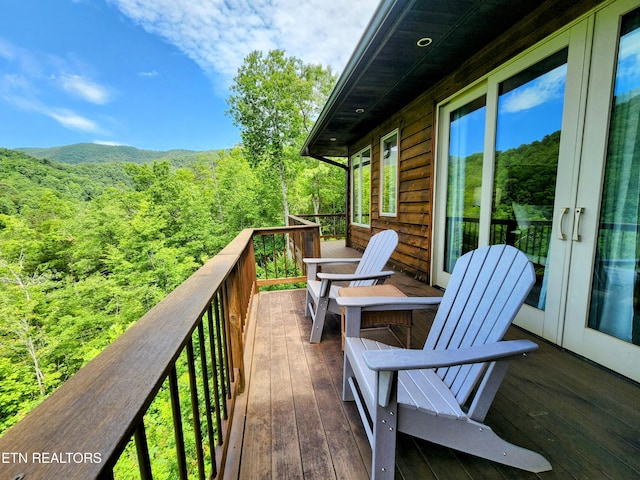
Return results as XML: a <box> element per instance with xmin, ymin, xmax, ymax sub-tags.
<box><xmin>0</xmin><ymin>225</ymin><xmax>321</xmax><ymax>480</ymax></box>
<box><xmin>290</xmin><ymin>213</ymin><xmax>346</xmax><ymax>239</ymax></box>
<box><xmin>253</xmin><ymin>222</ymin><xmax>321</xmax><ymax>287</ymax></box>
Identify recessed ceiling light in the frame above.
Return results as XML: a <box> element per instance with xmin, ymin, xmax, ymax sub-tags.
<box><xmin>330</xmin><ymin>137</ymin><xmax>337</xmax><ymax>141</ymax></box>
<box><xmin>355</xmin><ymin>108</ymin><xmax>365</xmax><ymax>114</ymax></box>
<box><xmin>417</xmin><ymin>37</ymin><xmax>433</xmax><ymax>47</ymax></box>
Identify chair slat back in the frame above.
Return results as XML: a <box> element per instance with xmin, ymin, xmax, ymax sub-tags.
<box><xmin>424</xmin><ymin>245</ymin><xmax>535</xmax><ymax>404</ymax></box>
<box><xmin>350</xmin><ymin>230</ymin><xmax>398</xmax><ymax>287</ymax></box>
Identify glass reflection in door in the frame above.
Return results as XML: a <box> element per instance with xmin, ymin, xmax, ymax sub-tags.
<box><xmin>589</xmin><ymin>9</ymin><xmax>640</xmax><ymax>345</ymax></box>
<box><xmin>491</xmin><ymin>49</ymin><xmax>568</xmax><ymax>309</ymax></box>
<box><xmin>444</xmin><ymin>96</ymin><xmax>486</xmax><ymax>273</ymax></box>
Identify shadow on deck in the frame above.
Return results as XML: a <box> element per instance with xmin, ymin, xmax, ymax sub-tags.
<box><xmin>226</xmin><ymin>241</ymin><xmax>640</xmax><ymax>479</ymax></box>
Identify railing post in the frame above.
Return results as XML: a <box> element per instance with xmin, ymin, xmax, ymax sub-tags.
<box><xmin>227</xmin><ymin>267</ymin><xmax>245</xmax><ymax>393</ymax></box>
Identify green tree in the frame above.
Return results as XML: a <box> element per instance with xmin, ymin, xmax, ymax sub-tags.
<box><xmin>226</xmin><ymin>50</ymin><xmax>336</xmax><ymax>224</ymax></box>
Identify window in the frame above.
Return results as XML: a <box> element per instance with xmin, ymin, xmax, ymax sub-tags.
<box><xmin>351</xmin><ymin>146</ymin><xmax>371</xmax><ymax>226</ymax></box>
<box><xmin>380</xmin><ymin>130</ymin><xmax>399</xmax><ymax>216</ymax></box>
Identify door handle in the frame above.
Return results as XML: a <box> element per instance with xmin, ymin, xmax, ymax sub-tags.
<box><xmin>573</xmin><ymin>207</ymin><xmax>585</xmax><ymax>242</ymax></box>
<box><xmin>557</xmin><ymin>207</ymin><xmax>570</xmax><ymax>240</ymax></box>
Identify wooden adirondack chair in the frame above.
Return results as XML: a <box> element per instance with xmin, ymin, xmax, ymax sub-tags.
<box><xmin>338</xmin><ymin>245</ymin><xmax>552</xmax><ymax>478</ymax></box>
<box><xmin>304</xmin><ymin>229</ymin><xmax>398</xmax><ymax>343</ymax></box>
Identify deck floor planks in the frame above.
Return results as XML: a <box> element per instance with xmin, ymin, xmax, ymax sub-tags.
<box><xmin>239</xmin><ymin>285</ymin><xmax>273</xmax><ymax>479</ymax></box>
<box><xmin>229</xmin><ymin>241</ymin><xmax>640</xmax><ymax>480</ymax></box>
<box><xmin>268</xmin><ymin>291</ymin><xmax>304</xmax><ymax>478</ymax></box>
<box><xmin>282</xmin><ymin>289</ymin><xmax>337</xmax><ymax>479</ymax></box>
<box><xmin>300</xmin><ymin>328</ymin><xmax>370</xmax><ymax>479</ymax></box>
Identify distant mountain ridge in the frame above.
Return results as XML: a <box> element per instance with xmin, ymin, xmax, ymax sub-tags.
<box><xmin>18</xmin><ymin>143</ymin><xmax>208</xmax><ymax>165</ymax></box>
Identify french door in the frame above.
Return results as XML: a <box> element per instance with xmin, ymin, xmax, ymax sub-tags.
<box><xmin>434</xmin><ymin>0</ymin><xmax>640</xmax><ymax>381</ymax></box>
<box><xmin>563</xmin><ymin>0</ymin><xmax>640</xmax><ymax>381</ymax></box>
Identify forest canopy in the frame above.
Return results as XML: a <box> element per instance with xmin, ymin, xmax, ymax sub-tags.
<box><xmin>0</xmin><ymin>144</ymin><xmax>343</xmax><ymax>436</ymax></box>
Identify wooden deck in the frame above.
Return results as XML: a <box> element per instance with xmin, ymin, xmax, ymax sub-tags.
<box><xmin>225</xmin><ymin>241</ymin><xmax>640</xmax><ymax>479</ymax></box>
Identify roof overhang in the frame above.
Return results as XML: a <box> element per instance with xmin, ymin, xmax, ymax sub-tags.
<box><xmin>302</xmin><ymin>0</ymin><xmax>543</xmax><ymax>158</ymax></box>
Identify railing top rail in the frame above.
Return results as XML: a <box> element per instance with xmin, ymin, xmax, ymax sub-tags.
<box><xmin>0</xmin><ymin>229</ymin><xmax>256</xmax><ymax>479</ymax></box>
<box><xmin>288</xmin><ymin>214</ymin><xmax>317</xmax><ymax>226</ymax></box>
<box><xmin>292</xmin><ymin>213</ymin><xmax>345</xmax><ymax>219</ymax></box>
<box><xmin>255</xmin><ymin>224</ymin><xmax>320</xmax><ymax>236</ymax></box>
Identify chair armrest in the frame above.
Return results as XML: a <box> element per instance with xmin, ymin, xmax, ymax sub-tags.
<box><xmin>316</xmin><ymin>270</ymin><xmax>395</xmax><ymax>283</ymax></box>
<box><xmin>303</xmin><ymin>257</ymin><xmax>362</xmax><ymax>265</ymax></box>
<box><xmin>304</xmin><ymin>257</ymin><xmax>362</xmax><ymax>281</ymax></box>
<box><xmin>336</xmin><ymin>296</ymin><xmax>442</xmax><ymax>311</ymax></box>
<box><xmin>362</xmin><ymin>339</ymin><xmax>538</xmax><ymax>372</ymax></box>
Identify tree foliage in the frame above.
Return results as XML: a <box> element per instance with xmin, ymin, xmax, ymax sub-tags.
<box><xmin>226</xmin><ymin>49</ymin><xmax>338</xmax><ymax>222</ymax></box>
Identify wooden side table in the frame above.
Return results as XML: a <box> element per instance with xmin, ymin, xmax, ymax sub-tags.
<box><xmin>338</xmin><ymin>284</ymin><xmax>412</xmax><ymax>349</ymax></box>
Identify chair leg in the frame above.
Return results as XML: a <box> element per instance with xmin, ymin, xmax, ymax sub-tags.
<box><xmin>343</xmin><ymin>356</ymin><xmax>355</xmax><ymax>401</ymax></box>
<box><xmin>309</xmin><ymin>296</ymin><xmax>329</xmax><ymax>343</ymax></box>
<box><xmin>371</xmin><ymin>395</ymin><xmax>398</xmax><ymax>480</ymax></box>
<box><xmin>305</xmin><ymin>289</ymin><xmax>312</xmax><ymax>317</ymax></box>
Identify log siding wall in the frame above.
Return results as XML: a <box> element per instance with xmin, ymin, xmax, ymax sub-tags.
<box><xmin>347</xmin><ymin>0</ymin><xmax>603</xmax><ymax>283</ymax></box>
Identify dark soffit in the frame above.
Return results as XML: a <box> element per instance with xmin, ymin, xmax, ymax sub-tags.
<box><xmin>301</xmin><ymin>0</ymin><xmax>543</xmax><ymax>158</ymax></box>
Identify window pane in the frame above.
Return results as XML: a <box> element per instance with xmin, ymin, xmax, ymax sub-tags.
<box><xmin>361</xmin><ymin>151</ymin><xmax>371</xmax><ymax>225</ymax></box>
<box><xmin>444</xmin><ymin>96</ymin><xmax>486</xmax><ymax>273</ymax></box>
<box><xmin>589</xmin><ymin>9</ymin><xmax>640</xmax><ymax>345</ymax></box>
<box><xmin>351</xmin><ymin>149</ymin><xmax>371</xmax><ymax>226</ymax></box>
<box><xmin>352</xmin><ymin>158</ymin><xmax>361</xmax><ymax>224</ymax></box>
<box><xmin>491</xmin><ymin>49</ymin><xmax>567</xmax><ymax>309</ymax></box>
<box><xmin>381</xmin><ymin>132</ymin><xmax>398</xmax><ymax>215</ymax></box>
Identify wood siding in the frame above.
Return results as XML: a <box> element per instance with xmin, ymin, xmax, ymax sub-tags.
<box><xmin>347</xmin><ymin>0</ymin><xmax>603</xmax><ymax>282</ymax></box>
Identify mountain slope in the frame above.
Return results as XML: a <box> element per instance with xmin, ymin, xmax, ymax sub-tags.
<box><xmin>18</xmin><ymin>143</ymin><xmax>205</xmax><ymax>165</ymax></box>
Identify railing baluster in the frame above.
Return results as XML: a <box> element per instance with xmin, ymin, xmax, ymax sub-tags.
<box><xmin>272</xmin><ymin>234</ymin><xmax>279</xmax><ymax>279</ymax></box>
<box><xmin>262</xmin><ymin>235</ymin><xmax>268</xmax><ymax>279</ymax></box>
<box><xmin>283</xmin><ymin>233</ymin><xmax>289</xmax><ymax>277</ymax></box>
<box><xmin>169</xmin><ymin>365</ymin><xmax>188</xmax><ymax>480</ymax></box>
<box><xmin>207</xmin><ymin>304</ymin><xmax>224</xmax><ymax>448</ymax></box>
<box><xmin>213</xmin><ymin>293</ymin><xmax>228</xmax><ymax>408</ymax></box>
<box><xmin>187</xmin><ymin>337</ymin><xmax>206</xmax><ymax>480</ymax></box>
<box><xmin>134</xmin><ymin>421</ymin><xmax>153</xmax><ymax>480</ymax></box>
<box><xmin>198</xmin><ymin>320</ymin><xmax>218</xmax><ymax>476</ymax></box>
<box><xmin>218</xmin><ymin>288</ymin><xmax>232</xmax><ymax>415</ymax></box>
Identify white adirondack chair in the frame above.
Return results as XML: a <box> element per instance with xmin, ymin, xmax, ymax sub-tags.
<box><xmin>304</xmin><ymin>229</ymin><xmax>398</xmax><ymax>343</ymax></box>
<box><xmin>338</xmin><ymin>245</ymin><xmax>552</xmax><ymax>478</ymax></box>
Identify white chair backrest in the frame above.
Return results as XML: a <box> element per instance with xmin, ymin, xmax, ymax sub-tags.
<box><xmin>425</xmin><ymin>245</ymin><xmax>535</xmax><ymax>404</ymax></box>
<box><xmin>350</xmin><ymin>230</ymin><xmax>398</xmax><ymax>287</ymax></box>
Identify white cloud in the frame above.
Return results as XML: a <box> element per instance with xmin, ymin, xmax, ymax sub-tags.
<box><xmin>94</xmin><ymin>140</ymin><xmax>126</xmax><ymax>146</ymax></box>
<box><xmin>138</xmin><ymin>70</ymin><xmax>159</xmax><ymax>77</ymax></box>
<box><xmin>0</xmin><ymin>37</ymin><xmax>110</xmax><ymax>134</ymax></box>
<box><xmin>48</xmin><ymin>109</ymin><xmax>102</xmax><ymax>133</ymax></box>
<box><xmin>1</xmin><ymin>73</ymin><xmax>104</xmax><ymax>134</ymax></box>
<box><xmin>0</xmin><ymin>37</ymin><xmax>16</xmax><ymax>60</ymax></box>
<box><xmin>56</xmin><ymin>73</ymin><xmax>110</xmax><ymax>104</ymax></box>
<box><xmin>108</xmin><ymin>0</ymin><xmax>380</xmax><ymax>88</ymax></box>
<box><xmin>500</xmin><ymin>65</ymin><xmax>567</xmax><ymax>114</ymax></box>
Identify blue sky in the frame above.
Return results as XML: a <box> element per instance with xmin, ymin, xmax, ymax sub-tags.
<box><xmin>0</xmin><ymin>0</ymin><xmax>379</xmax><ymax>152</ymax></box>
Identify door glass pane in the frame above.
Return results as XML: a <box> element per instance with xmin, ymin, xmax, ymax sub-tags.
<box><xmin>491</xmin><ymin>49</ymin><xmax>568</xmax><ymax>309</ymax></box>
<box><xmin>444</xmin><ymin>96</ymin><xmax>486</xmax><ymax>273</ymax></box>
<box><xmin>589</xmin><ymin>9</ymin><xmax>640</xmax><ymax>346</ymax></box>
